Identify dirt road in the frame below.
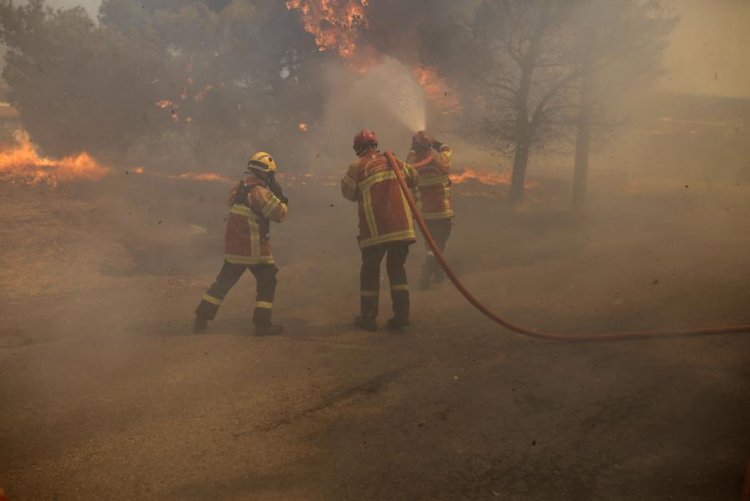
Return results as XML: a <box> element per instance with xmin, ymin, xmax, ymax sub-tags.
<box><xmin>2</xmin><ymin>177</ymin><xmax>749</xmax><ymax>500</ymax></box>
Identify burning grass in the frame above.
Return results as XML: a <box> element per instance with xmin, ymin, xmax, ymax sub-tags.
<box><xmin>0</xmin><ymin>131</ymin><xmax>110</xmax><ymax>187</ymax></box>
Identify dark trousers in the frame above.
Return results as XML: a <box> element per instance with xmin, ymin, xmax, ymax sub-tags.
<box><xmin>195</xmin><ymin>261</ymin><xmax>278</xmax><ymax>325</ymax></box>
<box><xmin>422</xmin><ymin>218</ymin><xmax>452</xmax><ymax>279</ymax></box>
<box><xmin>360</xmin><ymin>242</ymin><xmax>410</xmax><ymax>320</ymax></box>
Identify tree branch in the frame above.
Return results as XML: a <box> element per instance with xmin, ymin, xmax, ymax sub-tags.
<box><xmin>530</xmin><ymin>69</ymin><xmax>582</xmax><ymax>129</ymax></box>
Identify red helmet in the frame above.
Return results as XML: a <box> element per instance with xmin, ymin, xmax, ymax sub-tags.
<box><xmin>412</xmin><ymin>130</ymin><xmax>433</xmax><ymax>151</ymax></box>
<box><xmin>353</xmin><ymin>129</ymin><xmax>378</xmax><ymax>156</ymax></box>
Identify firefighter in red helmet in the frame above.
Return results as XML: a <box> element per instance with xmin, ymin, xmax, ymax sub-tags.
<box><xmin>342</xmin><ymin>129</ymin><xmax>419</xmax><ymax>331</ymax></box>
<box><xmin>193</xmin><ymin>151</ymin><xmax>288</xmax><ymax>336</ymax></box>
<box><xmin>407</xmin><ymin>130</ymin><xmax>454</xmax><ymax>289</ymax></box>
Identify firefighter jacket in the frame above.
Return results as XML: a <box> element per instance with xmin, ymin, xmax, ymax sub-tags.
<box><xmin>406</xmin><ymin>144</ymin><xmax>454</xmax><ymax>220</ymax></box>
<box><xmin>224</xmin><ymin>177</ymin><xmax>288</xmax><ymax>265</ymax></box>
<box><xmin>341</xmin><ymin>150</ymin><xmax>419</xmax><ymax>249</ymax></box>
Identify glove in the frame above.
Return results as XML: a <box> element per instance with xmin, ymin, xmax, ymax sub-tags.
<box><xmin>268</xmin><ymin>177</ymin><xmax>289</xmax><ymax>205</ymax></box>
<box><xmin>432</xmin><ymin>140</ymin><xmax>444</xmax><ymax>151</ymax></box>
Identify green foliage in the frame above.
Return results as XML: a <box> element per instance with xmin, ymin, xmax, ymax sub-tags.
<box><xmin>0</xmin><ymin>0</ymin><xmax>319</xmax><ymax>170</ymax></box>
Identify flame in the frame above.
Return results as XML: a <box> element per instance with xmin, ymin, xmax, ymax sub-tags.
<box><xmin>194</xmin><ymin>84</ymin><xmax>214</xmax><ymax>102</ymax></box>
<box><xmin>298</xmin><ymin>122</ymin><xmax>310</xmax><ymax>132</ymax></box>
<box><xmin>156</xmin><ymin>99</ymin><xmax>180</xmax><ymax>122</ymax></box>
<box><xmin>449</xmin><ymin>167</ymin><xmax>539</xmax><ymax>199</ymax></box>
<box><xmin>287</xmin><ymin>2</ymin><xmax>461</xmax><ymax>113</ymax></box>
<box><xmin>0</xmin><ymin>131</ymin><xmax>110</xmax><ymax>186</ymax></box>
<box><xmin>450</xmin><ymin>167</ymin><xmax>512</xmax><ymax>186</ymax></box>
<box><xmin>286</xmin><ymin>0</ymin><xmax>368</xmax><ymax>58</ymax></box>
<box><xmin>169</xmin><ymin>172</ymin><xmax>231</xmax><ymax>183</ymax></box>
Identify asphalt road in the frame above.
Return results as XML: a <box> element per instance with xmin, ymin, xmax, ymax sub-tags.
<box><xmin>2</xmin><ymin>178</ymin><xmax>749</xmax><ymax>500</ymax></box>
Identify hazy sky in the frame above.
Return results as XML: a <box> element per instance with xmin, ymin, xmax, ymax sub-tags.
<box><xmin>13</xmin><ymin>0</ymin><xmax>750</xmax><ymax>98</ymax></box>
<box><xmin>662</xmin><ymin>0</ymin><xmax>750</xmax><ymax>97</ymax></box>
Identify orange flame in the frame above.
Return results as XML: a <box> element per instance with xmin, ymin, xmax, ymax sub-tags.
<box><xmin>0</xmin><ymin>131</ymin><xmax>110</xmax><ymax>186</ymax></box>
<box><xmin>450</xmin><ymin>167</ymin><xmax>511</xmax><ymax>186</ymax></box>
<box><xmin>286</xmin><ymin>0</ymin><xmax>368</xmax><ymax>58</ymax></box>
<box><xmin>285</xmin><ymin>1</ymin><xmax>461</xmax><ymax>112</ymax></box>
<box><xmin>298</xmin><ymin>122</ymin><xmax>310</xmax><ymax>132</ymax></box>
<box><xmin>169</xmin><ymin>172</ymin><xmax>231</xmax><ymax>183</ymax></box>
<box><xmin>194</xmin><ymin>84</ymin><xmax>214</xmax><ymax>102</ymax></box>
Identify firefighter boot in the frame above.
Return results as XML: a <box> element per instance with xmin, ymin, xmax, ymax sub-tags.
<box><xmin>253</xmin><ymin>307</ymin><xmax>283</xmax><ymax>336</ymax></box>
<box><xmin>193</xmin><ymin>315</ymin><xmax>208</xmax><ymax>334</ymax></box>
<box><xmin>354</xmin><ymin>295</ymin><xmax>378</xmax><ymax>332</ymax></box>
<box><xmin>419</xmin><ymin>252</ymin><xmax>438</xmax><ymax>290</ymax></box>
<box><xmin>387</xmin><ymin>289</ymin><xmax>410</xmax><ymax>331</ymax></box>
<box><xmin>419</xmin><ymin>265</ymin><xmax>432</xmax><ymax>291</ymax></box>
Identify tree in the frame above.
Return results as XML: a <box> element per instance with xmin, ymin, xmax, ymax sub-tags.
<box><xmin>0</xmin><ymin>0</ymin><xmax>164</xmax><ymax>159</ymax></box>
<box><xmin>0</xmin><ymin>0</ymin><xmax>320</xmax><ymax>170</ymax></box>
<box><xmin>419</xmin><ymin>0</ymin><xmax>674</xmax><ymax>207</ymax></box>
<box><xmin>567</xmin><ymin>1</ymin><xmax>675</xmax><ymax>210</ymax></box>
<box><xmin>421</xmin><ymin>0</ymin><xmax>584</xmax><ymax>206</ymax></box>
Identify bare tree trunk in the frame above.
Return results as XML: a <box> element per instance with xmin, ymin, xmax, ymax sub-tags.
<box><xmin>508</xmin><ymin>3</ymin><xmax>550</xmax><ymax>207</ymax></box>
<box><xmin>509</xmin><ymin>140</ymin><xmax>530</xmax><ymax>206</ymax></box>
<box><xmin>572</xmin><ymin>28</ymin><xmax>597</xmax><ymax>212</ymax></box>
<box><xmin>509</xmin><ymin>71</ymin><xmax>533</xmax><ymax>206</ymax></box>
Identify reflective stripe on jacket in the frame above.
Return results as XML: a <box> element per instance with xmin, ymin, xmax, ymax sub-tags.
<box><xmin>341</xmin><ymin>150</ymin><xmax>418</xmax><ymax>249</ymax></box>
<box><xmin>407</xmin><ymin>144</ymin><xmax>454</xmax><ymax>220</ymax></box>
<box><xmin>225</xmin><ymin>177</ymin><xmax>287</xmax><ymax>265</ymax></box>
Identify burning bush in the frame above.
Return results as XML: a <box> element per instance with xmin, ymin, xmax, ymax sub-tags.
<box><xmin>0</xmin><ymin>131</ymin><xmax>109</xmax><ymax>186</ymax></box>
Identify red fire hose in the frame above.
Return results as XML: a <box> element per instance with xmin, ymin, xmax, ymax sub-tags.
<box><xmin>385</xmin><ymin>150</ymin><xmax>750</xmax><ymax>342</ymax></box>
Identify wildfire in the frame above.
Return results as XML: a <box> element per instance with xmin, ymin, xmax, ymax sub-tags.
<box><xmin>286</xmin><ymin>1</ymin><xmax>460</xmax><ymax>112</ymax></box>
<box><xmin>298</xmin><ymin>122</ymin><xmax>310</xmax><ymax>132</ymax></box>
<box><xmin>285</xmin><ymin>0</ymin><xmax>369</xmax><ymax>58</ymax></box>
<box><xmin>194</xmin><ymin>84</ymin><xmax>214</xmax><ymax>102</ymax></box>
<box><xmin>0</xmin><ymin>131</ymin><xmax>110</xmax><ymax>186</ymax></box>
<box><xmin>169</xmin><ymin>172</ymin><xmax>231</xmax><ymax>183</ymax></box>
<box><xmin>450</xmin><ymin>167</ymin><xmax>511</xmax><ymax>186</ymax></box>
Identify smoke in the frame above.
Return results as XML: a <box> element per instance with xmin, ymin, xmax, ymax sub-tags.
<box><xmin>311</xmin><ymin>57</ymin><xmax>427</xmax><ymax>170</ymax></box>
<box><xmin>367</xmin><ymin>58</ymin><xmax>428</xmax><ymax>132</ymax></box>
<box><xmin>660</xmin><ymin>0</ymin><xmax>750</xmax><ymax>98</ymax></box>
<box><xmin>2</xmin><ymin>3</ymin><xmax>750</xmax><ymax>499</ymax></box>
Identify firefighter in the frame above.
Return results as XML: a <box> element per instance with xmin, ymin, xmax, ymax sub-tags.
<box><xmin>193</xmin><ymin>151</ymin><xmax>289</xmax><ymax>336</ymax></box>
<box><xmin>406</xmin><ymin>130</ymin><xmax>454</xmax><ymax>290</ymax></box>
<box><xmin>342</xmin><ymin>129</ymin><xmax>419</xmax><ymax>331</ymax></box>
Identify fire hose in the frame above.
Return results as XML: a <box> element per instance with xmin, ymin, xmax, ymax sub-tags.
<box><xmin>385</xmin><ymin>150</ymin><xmax>750</xmax><ymax>342</ymax></box>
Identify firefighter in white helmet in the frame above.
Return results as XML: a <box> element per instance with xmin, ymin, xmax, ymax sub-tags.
<box><xmin>194</xmin><ymin>151</ymin><xmax>289</xmax><ymax>336</ymax></box>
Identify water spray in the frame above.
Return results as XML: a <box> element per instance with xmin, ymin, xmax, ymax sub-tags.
<box><xmin>357</xmin><ymin>57</ymin><xmax>427</xmax><ymax>132</ymax></box>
